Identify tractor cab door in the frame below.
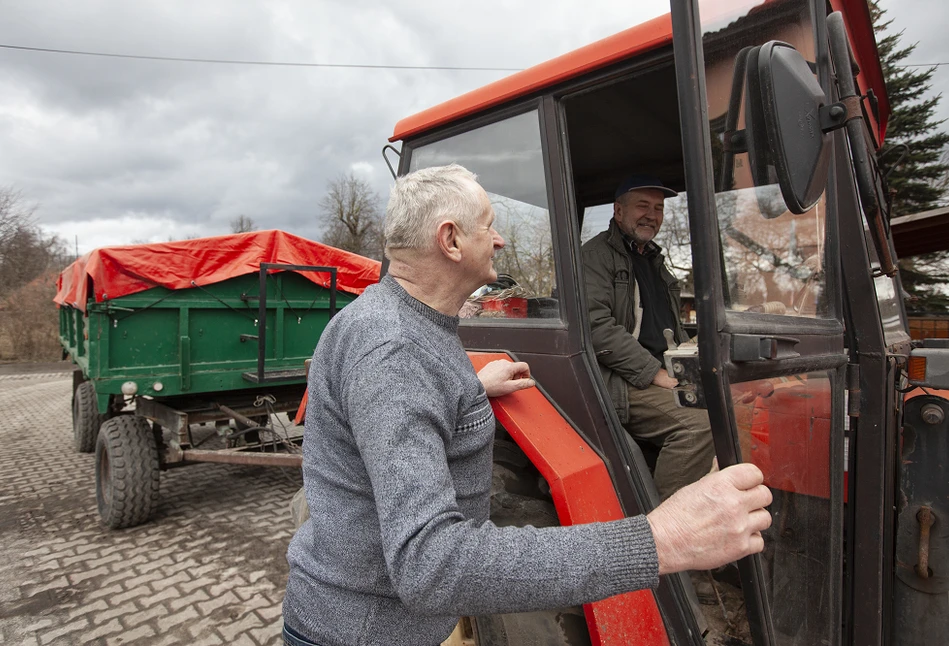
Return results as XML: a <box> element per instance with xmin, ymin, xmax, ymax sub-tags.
<box><xmin>670</xmin><ymin>0</ymin><xmax>848</xmax><ymax>643</ymax></box>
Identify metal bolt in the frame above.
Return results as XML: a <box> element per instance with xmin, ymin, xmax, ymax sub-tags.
<box><xmin>830</xmin><ymin>105</ymin><xmax>846</xmax><ymax>120</ymax></box>
<box><xmin>921</xmin><ymin>403</ymin><xmax>945</xmax><ymax>425</ymax></box>
<box><xmin>684</xmin><ymin>392</ymin><xmax>698</xmax><ymax>404</ymax></box>
<box><xmin>673</xmin><ymin>362</ymin><xmax>684</xmax><ymax>375</ymax></box>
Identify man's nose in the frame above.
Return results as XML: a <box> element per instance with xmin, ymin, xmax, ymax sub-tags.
<box><xmin>493</xmin><ymin>231</ymin><xmax>505</xmax><ymax>249</ymax></box>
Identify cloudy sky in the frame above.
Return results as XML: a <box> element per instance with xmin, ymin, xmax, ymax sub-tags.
<box><xmin>1</xmin><ymin>0</ymin><xmax>946</xmax><ymax>255</ymax></box>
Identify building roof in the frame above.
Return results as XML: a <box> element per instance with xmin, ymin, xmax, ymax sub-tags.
<box><xmin>892</xmin><ymin>206</ymin><xmax>949</xmax><ymax>258</ymax></box>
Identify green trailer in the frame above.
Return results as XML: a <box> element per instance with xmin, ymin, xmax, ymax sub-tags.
<box><xmin>56</xmin><ymin>231</ymin><xmax>379</xmax><ymax>529</ymax></box>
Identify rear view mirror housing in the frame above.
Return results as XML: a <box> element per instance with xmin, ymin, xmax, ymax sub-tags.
<box><xmin>744</xmin><ymin>41</ymin><xmax>833</xmax><ymax>214</ymax></box>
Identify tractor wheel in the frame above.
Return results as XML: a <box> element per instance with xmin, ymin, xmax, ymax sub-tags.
<box><xmin>73</xmin><ymin>381</ymin><xmax>107</xmax><ymax>453</ymax></box>
<box><xmin>95</xmin><ymin>416</ymin><xmax>160</xmax><ymax>529</ymax></box>
<box><xmin>469</xmin><ymin>440</ymin><xmax>591</xmax><ymax>646</ymax></box>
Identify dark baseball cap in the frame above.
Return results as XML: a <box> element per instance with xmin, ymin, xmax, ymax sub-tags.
<box><xmin>614</xmin><ymin>174</ymin><xmax>678</xmax><ymax>201</ymax></box>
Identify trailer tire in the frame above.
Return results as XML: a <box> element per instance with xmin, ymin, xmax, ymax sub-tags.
<box><xmin>73</xmin><ymin>381</ymin><xmax>107</xmax><ymax>453</ymax></box>
<box><xmin>469</xmin><ymin>441</ymin><xmax>591</xmax><ymax>646</ymax></box>
<box><xmin>95</xmin><ymin>416</ymin><xmax>160</xmax><ymax>530</ymax></box>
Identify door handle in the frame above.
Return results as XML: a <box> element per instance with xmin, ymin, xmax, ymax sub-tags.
<box><xmin>731</xmin><ymin>334</ymin><xmax>800</xmax><ymax>362</ymax></box>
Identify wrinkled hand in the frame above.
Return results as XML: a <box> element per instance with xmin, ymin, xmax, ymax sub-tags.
<box><xmin>646</xmin><ymin>463</ymin><xmax>772</xmax><ymax>574</ymax></box>
<box><xmin>478</xmin><ymin>360</ymin><xmax>535</xmax><ymax>398</ymax></box>
<box><xmin>652</xmin><ymin>370</ymin><xmax>679</xmax><ymax>390</ymax></box>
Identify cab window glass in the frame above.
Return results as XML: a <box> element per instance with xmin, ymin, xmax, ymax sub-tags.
<box><xmin>582</xmin><ymin>195</ymin><xmax>695</xmax><ymax>327</ymax></box>
<box><xmin>731</xmin><ymin>371</ymin><xmax>836</xmax><ymax>645</ymax></box>
<box><xmin>409</xmin><ymin>110</ymin><xmax>559</xmax><ymax>321</ymax></box>
<box><xmin>863</xmin><ymin>222</ymin><xmax>910</xmax><ymax>346</ymax></box>
<box><xmin>702</xmin><ymin>0</ymin><xmax>831</xmax><ymax>318</ymax></box>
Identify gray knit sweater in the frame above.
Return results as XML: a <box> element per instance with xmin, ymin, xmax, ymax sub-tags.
<box><xmin>283</xmin><ymin>275</ymin><xmax>659</xmax><ymax>646</ymax></box>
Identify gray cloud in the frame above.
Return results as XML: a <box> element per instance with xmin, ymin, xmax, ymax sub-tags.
<box><xmin>0</xmin><ymin>0</ymin><xmax>941</xmax><ymax>253</ymax></box>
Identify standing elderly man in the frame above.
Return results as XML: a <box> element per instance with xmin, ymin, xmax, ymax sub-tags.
<box><xmin>582</xmin><ymin>174</ymin><xmax>715</xmax><ymax>500</ymax></box>
<box><xmin>282</xmin><ymin>164</ymin><xmax>771</xmax><ymax>646</ymax></box>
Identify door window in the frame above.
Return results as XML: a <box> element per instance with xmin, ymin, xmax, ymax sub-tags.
<box><xmin>409</xmin><ymin>110</ymin><xmax>560</xmax><ymax>321</ymax></box>
<box><xmin>732</xmin><ymin>371</ymin><xmax>835</xmax><ymax>645</ymax></box>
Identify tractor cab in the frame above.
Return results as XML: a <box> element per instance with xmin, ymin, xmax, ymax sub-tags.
<box><xmin>387</xmin><ymin>1</ymin><xmax>944</xmax><ymax>644</ymax></box>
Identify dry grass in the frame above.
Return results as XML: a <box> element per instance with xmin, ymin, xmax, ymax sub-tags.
<box><xmin>0</xmin><ymin>272</ymin><xmax>62</xmax><ymax>362</ymax></box>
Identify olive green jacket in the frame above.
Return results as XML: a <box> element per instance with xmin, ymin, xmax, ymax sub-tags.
<box><xmin>581</xmin><ymin>219</ymin><xmax>686</xmax><ymax>424</ymax></box>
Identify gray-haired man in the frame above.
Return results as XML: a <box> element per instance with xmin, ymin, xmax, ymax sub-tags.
<box><xmin>282</xmin><ymin>164</ymin><xmax>770</xmax><ymax>646</ymax></box>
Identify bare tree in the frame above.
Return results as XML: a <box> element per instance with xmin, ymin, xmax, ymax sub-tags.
<box><xmin>0</xmin><ymin>187</ymin><xmax>66</xmax><ymax>300</ymax></box>
<box><xmin>0</xmin><ymin>186</ymin><xmax>68</xmax><ymax>361</ymax></box>
<box><xmin>230</xmin><ymin>215</ymin><xmax>258</xmax><ymax>233</ymax></box>
<box><xmin>492</xmin><ymin>198</ymin><xmax>556</xmax><ymax>297</ymax></box>
<box><xmin>653</xmin><ymin>195</ymin><xmax>694</xmax><ymax>290</ymax></box>
<box><xmin>318</xmin><ymin>173</ymin><xmax>383</xmax><ymax>260</ymax></box>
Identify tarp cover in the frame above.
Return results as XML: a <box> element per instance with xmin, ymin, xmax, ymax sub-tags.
<box><xmin>55</xmin><ymin>229</ymin><xmax>381</xmax><ymax>312</ymax></box>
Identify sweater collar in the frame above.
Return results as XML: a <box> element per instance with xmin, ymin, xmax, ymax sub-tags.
<box><xmin>381</xmin><ymin>274</ymin><xmax>460</xmax><ymax>333</ymax></box>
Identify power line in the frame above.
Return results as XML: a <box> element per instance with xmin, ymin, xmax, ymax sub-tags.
<box><xmin>0</xmin><ymin>43</ymin><xmax>522</xmax><ymax>72</ymax></box>
<box><xmin>2</xmin><ymin>42</ymin><xmax>943</xmax><ymax>72</ymax></box>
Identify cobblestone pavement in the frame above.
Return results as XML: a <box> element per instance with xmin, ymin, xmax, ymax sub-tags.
<box><xmin>0</xmin><ymin>370</ymin><xmax>303</xmax><ymax>645</ymax></box>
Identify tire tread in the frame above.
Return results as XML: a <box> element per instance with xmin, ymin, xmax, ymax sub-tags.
<box><xmin>95</xmin><ymin>416</ymin><xmax>160</xmax><ymax>529</ymax></box>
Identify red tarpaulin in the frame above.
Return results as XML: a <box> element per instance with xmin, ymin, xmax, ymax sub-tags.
<box><xmin>55</xmin><ymin>229</ymin><xmax>381</xmax><ymax>312</ymax></box>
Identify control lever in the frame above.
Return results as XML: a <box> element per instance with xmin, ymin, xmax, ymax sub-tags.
<box><xmin>662</xmin><ymin>328</ymin><xmax>705</xmax><ymax>408</ymax></box>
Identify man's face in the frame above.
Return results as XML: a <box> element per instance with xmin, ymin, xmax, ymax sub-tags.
<box><xmin>614</xmin><ymin>188</ymin><xmax>665</xmax><ymax>248</ymax></box>
<box><xmin>463</xmin><ymin>190</ymin><xmax>505</xmax><ymax>286</ymax></box>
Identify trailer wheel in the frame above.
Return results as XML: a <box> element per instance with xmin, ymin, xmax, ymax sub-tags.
<box><xmin>469</xmin><ymin>440</ymin><xmax>591</xmax><ymax>646</ymax></box>
<box><xmin>73</xmin><ymin>381</ymin><xmax>107</xmax><ymax>453</ymax></box>
<box><xmin>95</xmin><ymin>416</ymin><xmax>160</xmax><ymax>529</ymax></box>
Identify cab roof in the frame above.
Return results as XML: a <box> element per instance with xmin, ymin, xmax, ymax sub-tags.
<box><xmin>390</xmin><ymin>0</ymin><xmax>889</xmax><ymax>145</ymax></box>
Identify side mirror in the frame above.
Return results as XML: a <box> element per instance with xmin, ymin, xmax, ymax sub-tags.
<box><xmin>744</xmin><ymin>41</ymin><xmax>833</xmax><ymax>215</ymax></box>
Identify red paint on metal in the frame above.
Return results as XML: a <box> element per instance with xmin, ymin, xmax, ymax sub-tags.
<box><xmin>392</xmin><ymin>1</ymin><xmax>887</xmax><ymax>146</ymax></box>
<box><xmin>294</xmin><ymin>391</ymin><xmax>308</xmax><ymax>426</ymax></box>
<box><xmin>390</xmin><ymin>14</ymin><xmax>672</xmax><ymax>143</ymax></box>
<box><xmin>468</xmin><ymin>352</ymin><xmax>669</xmax><ymax>646</ymax></box>
<box><xmin>905</xmin><ymin>387</ymin><xmax>949</xmax><ymax>403</ymax></box>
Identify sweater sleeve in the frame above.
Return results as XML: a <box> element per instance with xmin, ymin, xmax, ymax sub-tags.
<box><xmin>343</xmin><ymin>342</ymin><xmax>659</xmax><ymax>616</ymax></box>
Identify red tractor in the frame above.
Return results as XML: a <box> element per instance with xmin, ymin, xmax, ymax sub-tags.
<box><xmin>336</xmin><ymin>0</ymin><xmax>948</xmax><ymax>643</ymax></box>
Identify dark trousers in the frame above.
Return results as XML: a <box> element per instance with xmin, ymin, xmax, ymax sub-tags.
<box><xmin>283</xmin><ymin>623</ymin><xmax>322</xmax><ymax>646</ymax></box>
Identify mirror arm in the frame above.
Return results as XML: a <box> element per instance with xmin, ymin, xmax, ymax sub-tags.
<box><xmin>827</xmin><ymin>12</ymin><xmax>898</xmax><ymax>276</ymax></box>
<box><xmin>381</xmin><ymin>144</ymin><xmax>402</xmax><ymax>180</ymax></box>
<box><xmin>722</xmin><ymin>129</ymin><xmax>748</xmax><ymax>153</ymax></box>
<box><xmin>819</xmin><ymin>96</ymin><xmax>863</xmax><ymax>133</ymax></box>
<box><xmin>719</xmin><ymin>46</ymin><xmax>754</xmax><ymax>192</ymax></box>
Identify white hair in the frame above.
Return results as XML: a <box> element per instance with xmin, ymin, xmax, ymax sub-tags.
<box><xmin>384</xmin><ymin>164</ymin><xmax>485</xmax><ymax>255</ymax></box>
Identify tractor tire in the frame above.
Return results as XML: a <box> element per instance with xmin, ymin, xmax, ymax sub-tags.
<box><xmin>95</xmin><ymin>416</ymin><xmax>160</xmax><ymax>530</ymax></box>
<box><xmin>73</xmin><ymin>381</ymin><xmax>107</xmax><ymax>453</ymax></box>
<box><xmin>469</xmin><ymin>440</ymin><xmax>592</xmax><ymax>646</ymax></box>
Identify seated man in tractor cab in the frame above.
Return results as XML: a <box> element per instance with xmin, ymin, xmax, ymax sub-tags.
<box><xmin>582</xmin><ymin>174</ymin><xmax>714</xmax><ymax>500</ymax></box>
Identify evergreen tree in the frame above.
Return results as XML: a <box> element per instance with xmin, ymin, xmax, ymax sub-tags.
<box><xmin>871</xmin><ymin>2</ymin><xmax>949</xmax><ymax>314</ymax></box>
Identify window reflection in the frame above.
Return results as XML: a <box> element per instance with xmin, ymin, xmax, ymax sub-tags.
<box><xmin>732</xmin><ymin>371</ymin><xmax>835</xmax><ymax>646</ymax></box>
<box><xmin>699</xmin><ymin>0</ymin><xmax>830</xmax><ymax>318</ymax></box>
<box><xmin>409</xmin><ymin>111</ymin><xmax>559</xmax><ymax>321</ymax></box>
<box><xmin>718</xmin><ymin>187</ymin><xmax>828</xmax><ymax>316</ymax></box>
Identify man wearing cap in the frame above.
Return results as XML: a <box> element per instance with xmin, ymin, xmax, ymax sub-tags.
<box><xmin>581</xmin><ymin>175</ymin><xmax>714</xmax><ymax>500</ymax></box>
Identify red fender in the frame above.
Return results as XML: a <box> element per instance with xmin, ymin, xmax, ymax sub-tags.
<box><xmin>469</xmin><ymin>352</ymin><xmax>669</xmax><ymax>646</ymax></box>
<box><xmin>294</xmin><ymin>391</ymin><xmax>307</xmax><ymax>426</ymax></box>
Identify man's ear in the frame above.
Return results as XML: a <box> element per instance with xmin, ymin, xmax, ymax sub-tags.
<box><xmin>435</xmin><ymin>220</ymin><xmax>463</xmax><ymax>263</ymax></box>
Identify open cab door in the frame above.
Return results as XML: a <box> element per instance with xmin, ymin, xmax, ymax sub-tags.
<box><xmin>668</xmin><ymin>0</ymin><xmax>882</xmax><ymax>643</ymax></box>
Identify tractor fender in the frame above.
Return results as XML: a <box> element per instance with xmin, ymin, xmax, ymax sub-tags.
<box><xmin>468</xmin><ymin>352</ymin><xmax>669</xmax><ymax>646</ymax></box>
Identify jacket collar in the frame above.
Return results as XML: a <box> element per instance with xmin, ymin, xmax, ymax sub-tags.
<box><xmin>606</xmin><ymin>218</ymin><xmax>663</xmax><ymax>259</ymax></box>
